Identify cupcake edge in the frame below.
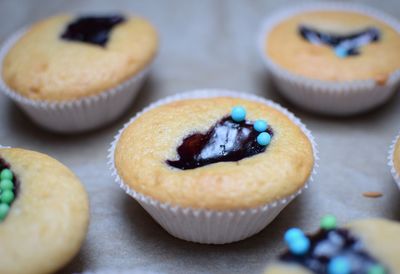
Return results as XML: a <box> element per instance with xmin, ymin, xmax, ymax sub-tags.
<box><xmin>0</xmin><ymin>147</ymin><xmax>90</xmax><ymax>274</ymax></box>
<box><xmin>258</xmin><ymin>2</ymin><xmax>400</xmax><ymax>116</ymax></box>
<box><xmin>0</xmin><ymin>27</ymin><xmax>154</xmax><ymax>133</ymax></box>
<box><xmin>263</xmin><ymin>218</ymin><xmax>400</xmax><ymax>274</ymax></box>
<box><xmin>76</xmin><ymin>268</ymin><xmax>164</xmax><ymax>274</ymax></box>
<box><xmin>388</xmin><ymin>132</ymin><xmax>400</xmax><ymax>189</ymax></box>
<box><xmin>108</xmin><ymin>89</ymin><xmax>318</xmax><ymax>244</ymax></box>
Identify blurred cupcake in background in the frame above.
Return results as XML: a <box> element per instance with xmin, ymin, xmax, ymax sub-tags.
<box><xmin>259</xmin><ymin>3</ymin><xmax>400</xmax><ymax>116</ymax></box>
<box><xmin>388</xmin><ymin>131</ymin><xmax>400</xmax><ymax>189</ymax></box>
<box><xmin>0</xmin><ymin>13</ymin><xmax>158</xmax><ymax>133</ymax></box>
<box><xmin>263</xmin><ymin>216</ymin><xmax>400</xmax><ymax>274</ymax></box>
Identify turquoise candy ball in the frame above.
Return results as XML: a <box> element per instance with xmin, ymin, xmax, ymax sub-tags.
<box><xmin>0</xmin><ymin>169</ymin><xmax>13</xmax><ymax>181</ymax></box>
<box><xmin>231</xmin><ymin>106</ymin><xmax>246</xmax><ymax>122</ymax></box>
<box><xmin>289</xmin><ymin>236</ymin><xmax>310</xmax><ymax>255</ymax></box>
<box><xmin>284</xmin><ymin>228</ymin><xmax>304</xmax><ymax>244</ymax></box>
<box><xmin>368</xmin><ymin>265</ymin><xmax>386</xmax><ymax>274</ymax></box>
<box><xmin>0</xmin><ymin>179</ymin><xmax>14</xmax><ymax>190</ymax></box>
<box><xmin>335</xmin><ymin>47</ymin><xmax>348</xmax><ymax>58</ymax></box>
<box><xmin>1</xmin><ymin>190</ymin><xmax>14</xmax><ymax>204</ymax></box>
<box><xmin>0</xmin><ymin>203</ymin><xmax>10</xmax><ymax>221</ymax></box>
<box><xmin>257</xmin><ymin>132</ymin><xmax>271</xmax><ymax>146</ymax></box>
<box><xmin>328</xmin><ymin>257</ymin><xmax>351</xmax><ymax>274</ymax></box>
<box><xmin>284</xmin><ymin>227</ymin><xmax>310</xmax><ymax>255</ymax></box>
<box><xmin>254</xmin><ymin>120</ymin><xmax>268</xmax><ymax>132</ymax></box>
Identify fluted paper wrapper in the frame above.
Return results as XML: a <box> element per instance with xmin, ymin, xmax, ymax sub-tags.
<box><xmin>258</xmin><ymin>3</ymin><xmax>400</xmax><ymax>116</ymax></box>
<box><xmin>388</xmin><ymin>132</ymin><xmax>400</xmax><ymax>189</ymax></box>
<box><xmin>0</xmin><ymin>28</ymin><xmax>153</xmax><ymax>133</ymax></box>
<box><xmin>77</xmin><ymin>268</ymin><xmax>164</xmax><ymax>274</ymax></box>
<box><xmin>108</xmin><ymin>89</ymin><xmax>318</xmax><ymax>244</ymax></box>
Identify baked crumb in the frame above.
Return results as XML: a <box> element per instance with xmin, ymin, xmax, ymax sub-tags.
<box><xmin>363</xmin><ymin>191</ymin><xmax>383</xmax><ymax>198</ymax></box>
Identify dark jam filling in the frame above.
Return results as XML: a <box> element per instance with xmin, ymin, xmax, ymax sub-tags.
<box><xmin>280</xmin><ymin>228</ymin><xmax>385</xmax><ymax>274</ymax></box>
<box><xmin>0</xmin><ymin>158</ymin><xmax>19</xmax><ymax>203</ymax></box>
<box><xmin>299</xmin><ymin>25</ymin><xmax>380</xmax><ymax>56</ymax></box>
<box><xmin>61</xmin><ymin>15</ymin><xmax>126</xmax><ymax>47</ymax></box>
<box><xmin>166</xmin><ymin>117</ymin><xmax>273</xmax><ymax>170</ymax></box>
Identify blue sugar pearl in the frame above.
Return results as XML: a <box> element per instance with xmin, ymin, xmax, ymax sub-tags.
<box><xmin>257</xmin><ymin>132</ymin><xmax>271</xmax><ymax>146</ymax></box>
<box><xmin>335</xmin><ymin>47</ymin><xmax>348</xmax><ymax>58</ymax></box>
<box><xmin>231</xmin><ymin>106</ymin><xmax>246</xmax><ymax>122</ymax></box>
<box><xmin>289</xmin><ymin>236</ymin><xmax>310</xmax><ymax>255</ymax></box>
<box><xmin>284</xmin><ymin>228</ymin><xmax>304</xmax><ymax>244</ymax></box>
<box><xmin>254</xmin><ymin>120</ymin><xmax>268</xmax><ymax>132</ymax></box>
<box><xmin>328</xmin><ymin>257</ymin><xmax>351</xmax><ymax>274</ymax></box>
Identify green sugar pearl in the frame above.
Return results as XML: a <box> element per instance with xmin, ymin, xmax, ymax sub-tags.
<box><xmin>0</xmin><ymin>203</ymin><xmax>10</xmax><ymax>221</ymax></box>
<box><xmin>320</xmin><ymin>214</ymin><xmax>337</xmax><ymax>230</ymax></box>
<box><xmin>368</xmin><ymin>265</ymin><xmax>386</xmax><ymax>274</ymax></box>
<box><xmin>0</xmin><ymin>179</ymin><xmax>14</xmax><ymax>191</ymax></box>
<box><xmin>0</xmin><ymin>190</ymin><xmax>14</xmax><ymax>204</ymax></box>
<box><xmin>0</xmin><ymin>169</ymin><xmax>13</xmax><ymax>181</ymax></box>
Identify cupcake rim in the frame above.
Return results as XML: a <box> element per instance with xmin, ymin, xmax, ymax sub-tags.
<box><xmin>258</xmin><ymin>2</ymin><xmax>400</xmax><ymax>93</ymax></box>
<box><xmin>0</xmin><ymin>26</ymin><xmax>154</xmax><ymax>109</ymax></box>
<box><xmin>388</xmin><ymin>132</ymin><xmax>400</xmax><ymax>188</ymax></box>
<box><xmin>76</xmin><ymin>270</ymin><xmax>163</xmax><ymax>274</ymax></box>
<box><xmin>108</xmin><ymin>89</ymin><xmax>319</xmax><ymax>213</ymax></box>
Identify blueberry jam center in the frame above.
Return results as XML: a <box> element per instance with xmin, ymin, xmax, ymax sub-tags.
<box><xmin>166</xmin><ymin>117</ymin><xmax>273</xmax><ymax>170</ymax></box>
<box><xmin>280</xmin><ymin>228</ymin><xmax>386</xmax><ymax>274</ymax></box>
<box><xmin>61</xmin><ymin>15</ymin><xmax>126</xmax><ymax>47</ymax></box>
<box><xmin>299</xmin><ymin>25</ymin><xmax>380</xmax><ymax>56</ymax></box>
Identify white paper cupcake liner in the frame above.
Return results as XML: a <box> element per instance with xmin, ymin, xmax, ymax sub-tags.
<box><xmin>258</xmin><ymin>3</ymin><xmax>400</xmax><ymax>116</ymax></box>
<box><xmin>0</xmin><ymin>28</ymin><xmax>154</xmax><ymax>133</ymax></box>
<box><xmin>108</xmin><ymin>89</ymin><xmax>318</xmax><ymax>244</ymax></box>
<box><xmin>77</xmin><ymin>269</ymin><xmax>165</xmax><ymax>274</ymax></box>
<box><xmin>388</xmin><ymin>132</ymin><xmax>400</xmax><ymax>189</ymax></box>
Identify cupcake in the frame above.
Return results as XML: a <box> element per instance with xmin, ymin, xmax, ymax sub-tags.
<box><xmin>0</xmin><ymin>148</ymin><xmax>89</xmax><ymax>274</ymax></box>
<box><xmin>259</xmin><ymin>3</ymin><xmax>400</xmax><ymax>115</ymax></box>
<box><xmin>388</xmin><ymin>132</ymin><xmax>400</xmax><ymax>189</ymax></box>
<box><xmin>0</xmin><ymin>13</ymin><xmax>158</xmax><ymax>132</ymax></box>
<box><xmin>263</xmin><ymin>215</ymin><xmax>400</xmax><ymax>274</ymax></box>
<box><xmin>109</xmin><ymin>89</ymin><xmax>317</xmax><ymax>244</ymax></box>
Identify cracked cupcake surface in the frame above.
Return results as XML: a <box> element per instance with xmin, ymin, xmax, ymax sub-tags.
<box><xmin>0</xmin><ymin>148</ymin><xmax>89</xmax><ymax>274</ymax></box>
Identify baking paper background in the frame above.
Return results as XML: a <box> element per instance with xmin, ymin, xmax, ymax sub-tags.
<box><xmin>0</xmin><ymin>1</ymin><xmax>399</xmax><ymax>273</ymax></box>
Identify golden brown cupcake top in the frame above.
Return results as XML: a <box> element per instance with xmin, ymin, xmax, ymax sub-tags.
<box><xmin>2</xmin><ymin>14</ymin><xmax>158</xmax><ymax>101</ymax></box>
<box><xmin>0</xmin><ymin>148</ymin><xmax>89</xmax><ymax>274</ymax></box>
<box><xmin>265</xmin><ymin>11</ymin><xmax>400</xmax><ymax>83</ymax></box>
<box><xmin>114</xmin><ymin>97</ymin><xmax>314</xmax><ymax>211</ymax></box>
